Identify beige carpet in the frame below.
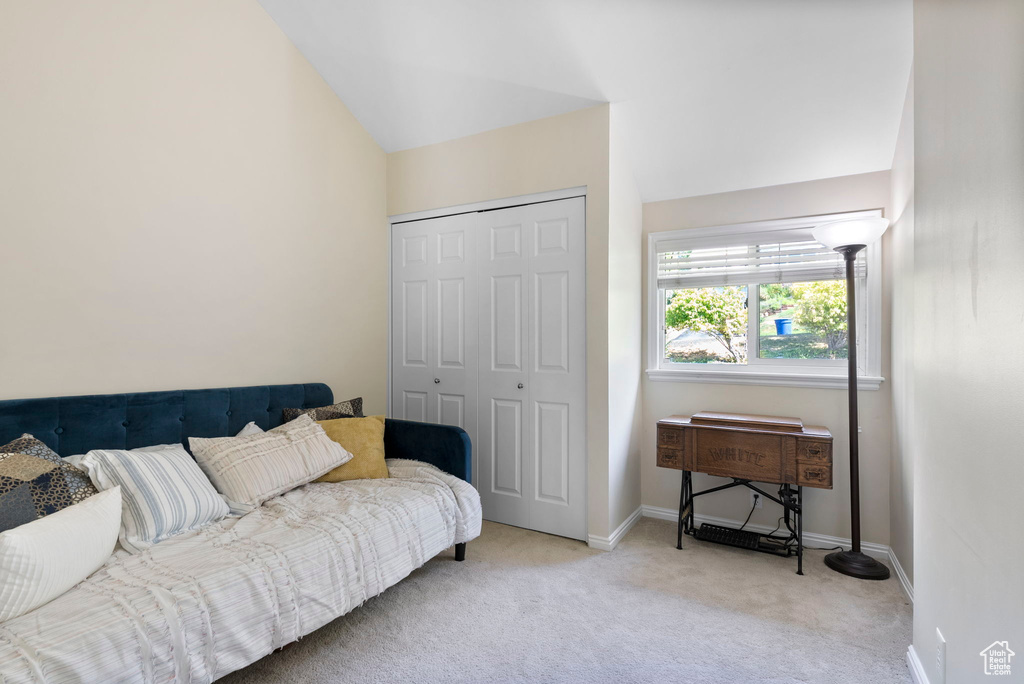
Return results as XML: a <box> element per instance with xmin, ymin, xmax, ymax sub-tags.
<box><xmin>220</xmin><ymin>518</ymin><xmax>912</xmax><ymax>683</ymax></box>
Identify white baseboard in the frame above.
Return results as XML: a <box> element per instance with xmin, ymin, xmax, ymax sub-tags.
<box><xmin>889</xmin><ymin>548</ymin><xmax>914</xmax><ymax>604</ymax></box>
<box><xmin>640</xmin><ymin>504</ymin><xmax>914</xmax><ymax>603</ymax></box>
<box><xmin>907</xmin><ymin>645</ymin><xmax>929</xmax><ymax>684</ymax></box>
<box><xmin>588</xmin><ymin>506</ymin><xmax>643</xmax><ymax>551</ymax></box>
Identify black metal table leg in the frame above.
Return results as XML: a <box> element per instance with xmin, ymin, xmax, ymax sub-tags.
<box><xmin>796</xmin><ymin>486</ymin><xmax>804</xmax><ymax>576</ymax></box>
<box><xmin>782</xmin><ymin>484</ymin><xmax>792</xmax><ymax>539</ymax></box>
<box><xmin>677</xmin><ymin>470</ymin><xmax>688</xmax><ymax>549</ymax></box>
<box><xmin>686</xmin><ymin>471</ymin><xmax>693</xmax><ymax>535</ymax></box>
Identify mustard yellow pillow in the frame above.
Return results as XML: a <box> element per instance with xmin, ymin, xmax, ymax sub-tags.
<box><xmin>315</xmin><ymin>415</ymin><xmax>388</xmax><ymax>482</ymax></box>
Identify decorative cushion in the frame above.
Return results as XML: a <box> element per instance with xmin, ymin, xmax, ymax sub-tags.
<box><xmin>78</xmin><ymin>445</ymin><xmax>230</xmax><ymax>553</ymax></box>
<box><xmin>0</xmin><ymin>486</ymin><xmax>121</xmax><ymax>621</ymax></box>
<box><xmin>281</xmin><ymin>397</ymin><xmax>363</xmax><ymax>422</ymax></box>
<box><xmin>236</xmin><ymin>421</ymin><xmax>264</xmax><ymax>437</ymax></box>
<box><xmin>0</xmin><ymin>435</ymin><xmax>98</xmax><ymax>533</ymax></box>
<box><xmin>316</xmin><ymin>416</ymin><xmax>389</xmax><ymax>482</ymax></box>
<box><xmin>189</xmin><ymin>415</ymin><xmax>353</xmax><ymax>511</ymax></box>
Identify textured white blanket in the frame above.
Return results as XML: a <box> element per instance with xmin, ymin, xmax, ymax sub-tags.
<box><xmin>0</xmin><ymin>460</ymin><xmax>481</xmax><ymax>683</ymax></box>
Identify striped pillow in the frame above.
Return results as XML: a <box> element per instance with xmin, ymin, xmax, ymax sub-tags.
<box><xmin>78</xmin><ymin>445</ymin><xmax>230</xmax><ymax>554</ymax></box>
<box><xmin>189</xmin><ymin>415</ymin><xmax>352</xmax><ymax>511</ymax></box>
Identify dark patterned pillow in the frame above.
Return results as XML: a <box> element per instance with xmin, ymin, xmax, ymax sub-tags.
<box><xmin>0</xmin><ymin>434</ymin><xmax>99</xmax><ymax>533</ymax></box>
<box><xmin>281</xmin><ymin>397</ymin><xmax>363</xmax><ymax>423</ymax></box>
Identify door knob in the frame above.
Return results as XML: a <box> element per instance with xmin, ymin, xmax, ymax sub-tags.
<box><xmin>517</xmin><ymin>383</ymin><xmax>524</xmax><ymax>389</ymax></box>
<box><xmin>434</xmin><ymin>378</ymin><xmax>440</xmax><ymax>384</ymax></box>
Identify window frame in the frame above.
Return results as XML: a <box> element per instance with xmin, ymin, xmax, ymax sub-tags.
<box><xmin>646</xmin><ymin>210</ymin><xmax>884</xmax><ymax>390</ymax></box>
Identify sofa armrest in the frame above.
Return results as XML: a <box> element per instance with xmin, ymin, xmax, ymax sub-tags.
<box><xmin>383</xmin><ymin>419</ymin><xmax>472</xmax><ymax>483</ymax></box>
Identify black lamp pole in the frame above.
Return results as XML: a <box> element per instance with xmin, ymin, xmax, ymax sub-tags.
<box><xmin>823</xmin><ymin>245</ymin><xmax>890</xmax><ymax>580</ymax></box>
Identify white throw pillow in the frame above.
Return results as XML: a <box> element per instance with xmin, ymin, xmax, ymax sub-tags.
<box><xmin>235</xmin><ymin>421</ymin><xmax>264</xmax><ymax>437</ymax></box>
<box><xmin>0</xmin><ymin>487</ymin><xmax>121</xmax><ymax>621</ymax></box>
<box><xmin>79</xmin><ymin>445</ymin><xmax>230</xmax><ymax>553</ymax></box>
<box><xmin>189</xmin><ymin>414</ymin><xmax>352</xmax><ymax>511</ymax></box>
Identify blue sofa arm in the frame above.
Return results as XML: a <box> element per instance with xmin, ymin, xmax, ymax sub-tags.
<box><xmin>383</xmin><ymin>419</ymin><xmax>472</xmax><ymax>483</ymax></box>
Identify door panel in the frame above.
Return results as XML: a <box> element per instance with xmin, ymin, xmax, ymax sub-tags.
<box><xmin>437</xmin><ymin>229</ymin><xmax>464</xmax><ymax>263</ymax></box>
<box><xmin>402</xmin><ymin>391</ymin><xmax>428</xmax><ymax>422</ymax></box>
<box><xmin>534</xmin><ymin>270</ymin><xmax>569</xmax><ymax>373</ymax></box>
<box><xmin>478</xmin><ymin>208</ymin><xmax>531</xmax><ymax>530</ymax></box>
<box><xmin>535</xmin><ymin>401</ymin><xmax>569</xmax><ymax>505</ymax></box>
<box><xmin>402</xmin><ymin>280</ymin><xmax>429</xmax><ymax>367</ymax></box>
<box><xmin>490</xmin><ymin>222</ymin><xmax>522</xmax><ymax>259</ymax></box>
<box><xmin>437</xmin><ymin>393</ymin><xmax>465</xmax><ymax>429</ymax></box>
<box><xmin>535</xmin><ymin>217</ymin><xmax>569</xmax><ymax>256</ymax></box>
<box><xmin>437</xmin><ymin>278</ymin><xmax>465</xmax><ymax>369</ymax></box>
<box><xmin>432</xmin><ymin>213</ymin><xmax>477</xmax><ymax>437</ymax></box>
<box><xmin>478</xmin><ymin>197</ymin><xmax>586</xmax><ymax>541</ymax></box>
<box><xmin>521</xmin><ymin>197</ymin><xmax>586</xmax><ymax>540</ymax></box>
<box><xmin>392</xmin><ymin>221</ymin><xmax>436</xmax><ymax>423</ymax></box>
<box><xmin>491</xmin><ymin>398</ymin><xmax>523</xmax><ymax>496</ymax></box>
<box><xmin>402</xmin><ymin>234</ymin><xmax>428</xmax><ymax>266</ymax></box>
<box><xmin>391</xmin><ymin>213</ymin><xmax>477</xmax><ymax>437</ymax></box>
<box><xmin>490</xmin><ymin>275</ymin><xmax>523</xmax><ymax>371</ymax></box>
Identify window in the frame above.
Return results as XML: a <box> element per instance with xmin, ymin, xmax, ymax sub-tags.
<box><xmin>647</xmin><ymin>211</ymin><xmax>883</xmax><ymax>389</ymax></box>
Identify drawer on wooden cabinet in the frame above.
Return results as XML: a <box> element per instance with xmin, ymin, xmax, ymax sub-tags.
<box><xmin>657</xmin><ymin>447</ymin><xmax>683</xmax><ymax>469</ymax></box>
<box><xmin>797</xmin><ymin>464</ymin><xmax>832</xmax><ymax>488</ymax></box>
<box><xmin>657</xmin><ymin>427</ymin><xmax>683</xmax><ymax>448</ymax></box>
<box><xmin>797</xmin><ymin>439</ymin><xmax>831</xmax><ymax>463</ymax></box>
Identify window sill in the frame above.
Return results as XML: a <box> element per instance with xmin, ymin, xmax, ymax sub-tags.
<box><xmin>645</xmin><ymin>368</ymin><xmax>884</xmax><ymax>391</ymax></box>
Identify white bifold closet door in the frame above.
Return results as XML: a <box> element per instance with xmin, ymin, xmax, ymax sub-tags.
<box><xmin>391</xmin><ymin>196</ymin><xmax>586</xmax><ymax>541</ymax></box>
<box><xmin>476</xmin><ymin>198</ymin><xmax>586</xmax><ymax>540</ymax></box>
<box><xmin>390</xmin><ymin>212</ymin><xmax>478</xmax><ymax>431</ymax></box>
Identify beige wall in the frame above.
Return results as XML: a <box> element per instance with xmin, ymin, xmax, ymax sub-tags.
<box><xmin>0</xmin><ymin>0</ymin><xmax>387</xmax><ymax>410</ymax></box>
<box><xmin>641</xmin><ymin>171</ymin><xmax>894</xmax><ymax>546</ymax></box>
<box><xmin>387</xmin><ymin>105</ymin><xmax>622</xmax><ymax>539</ymax></box>
<box><xmin>912</xmin><ymin>2</ymin><xmax>1024</xmax><ymax>681</ymax></box>
<box><xmin>607</xmin><ymin>105</ymin><xmax>644</xmax><ymax>533</ymax></box>
<box><xmin>888</xmin><ymin>70</ymin><xmax>914</xmax><ymax>585</ymax></box>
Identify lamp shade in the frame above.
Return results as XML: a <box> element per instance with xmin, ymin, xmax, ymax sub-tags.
<box><xmin>812</xmin><ymin>217</ymin><xmax>890</xmax><ymax>250</ymax></box>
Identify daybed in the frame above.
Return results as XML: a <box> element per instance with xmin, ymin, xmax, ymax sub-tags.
<box><xmin>0</xmin><ymin>383</ymin><xmax>481</xmax><ymax>683</ymax></box>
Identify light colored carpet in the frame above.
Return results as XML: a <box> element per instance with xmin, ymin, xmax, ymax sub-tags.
<box><xmin>219</xmin><ymin>518</ymin><xmax>912</xmax><ymax>683</ymax></box>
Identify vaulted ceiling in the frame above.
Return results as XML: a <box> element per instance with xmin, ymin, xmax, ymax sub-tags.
<box><xmin>257</xmin><ymin>0</ymin><xmax>912</xmax><ymax>202</ymax></box>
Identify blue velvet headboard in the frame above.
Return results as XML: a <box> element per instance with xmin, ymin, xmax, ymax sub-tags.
<box><xmin>0</xmin><ymin>383</ymin><xmax>333</xmax><ymax>457</ymax></box>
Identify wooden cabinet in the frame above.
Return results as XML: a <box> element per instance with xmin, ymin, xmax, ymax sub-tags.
<box><xmin>656</xmin><ymin>412</ymin><xmax>833</xmax><ymax>489</ymax></box>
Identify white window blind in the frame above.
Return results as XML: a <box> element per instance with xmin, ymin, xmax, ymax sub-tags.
<box><xmin>656</xmin><ymin>234</ymin><xmax>867</xmax><ymax>290</ymax></box>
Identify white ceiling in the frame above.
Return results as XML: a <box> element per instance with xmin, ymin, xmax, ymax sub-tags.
<box><xmin>257</xmin><ymin>0</ymin><xmax>913</xmax><ymax>202</ymax></box>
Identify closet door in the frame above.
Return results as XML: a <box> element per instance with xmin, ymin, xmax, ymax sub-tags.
<box><xmin>524</xmin><ymin>198</ymin><xmax>586</xmax><ymax>540</ymax></box>
<box><xmin>391</xmin><ymin>213</ymin><xmax>477</xmax><ymax>439</ymax></box>
<box><xmin>478</xmin><ymin>197</ymin><xmax>586</xmax><ymax>540</ymax></box>
<box><xmin>433</xmin><ymin>214</ymin><xmax>478</xmax><ymax>438</ymax></box>
<box><xmin>477</xmin><ymin>204</ymin><xmax>533</xmax><ymax>529</ymax></box>
<box><xmin>392</xmin><ymin>219</ymin><xmax>434</xmax><ymax>422</ymax></box>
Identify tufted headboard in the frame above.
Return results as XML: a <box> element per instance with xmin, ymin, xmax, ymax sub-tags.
<box><xmin>0</xmin><ymin>383</ymin><xmax>333</xmax><ymax>457</ymax></box>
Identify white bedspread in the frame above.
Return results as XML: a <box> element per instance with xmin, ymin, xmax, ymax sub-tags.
<box><xmin>0</xmin><ymin>460</ymin><xmax>481</xmax><ymax>683</ymax></box>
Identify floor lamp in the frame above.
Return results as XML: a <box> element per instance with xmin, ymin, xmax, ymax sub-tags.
<box><xmin>812</xmin><ymin>217</ymin><xmax>891</xmax><ymax>580</ymax></box>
